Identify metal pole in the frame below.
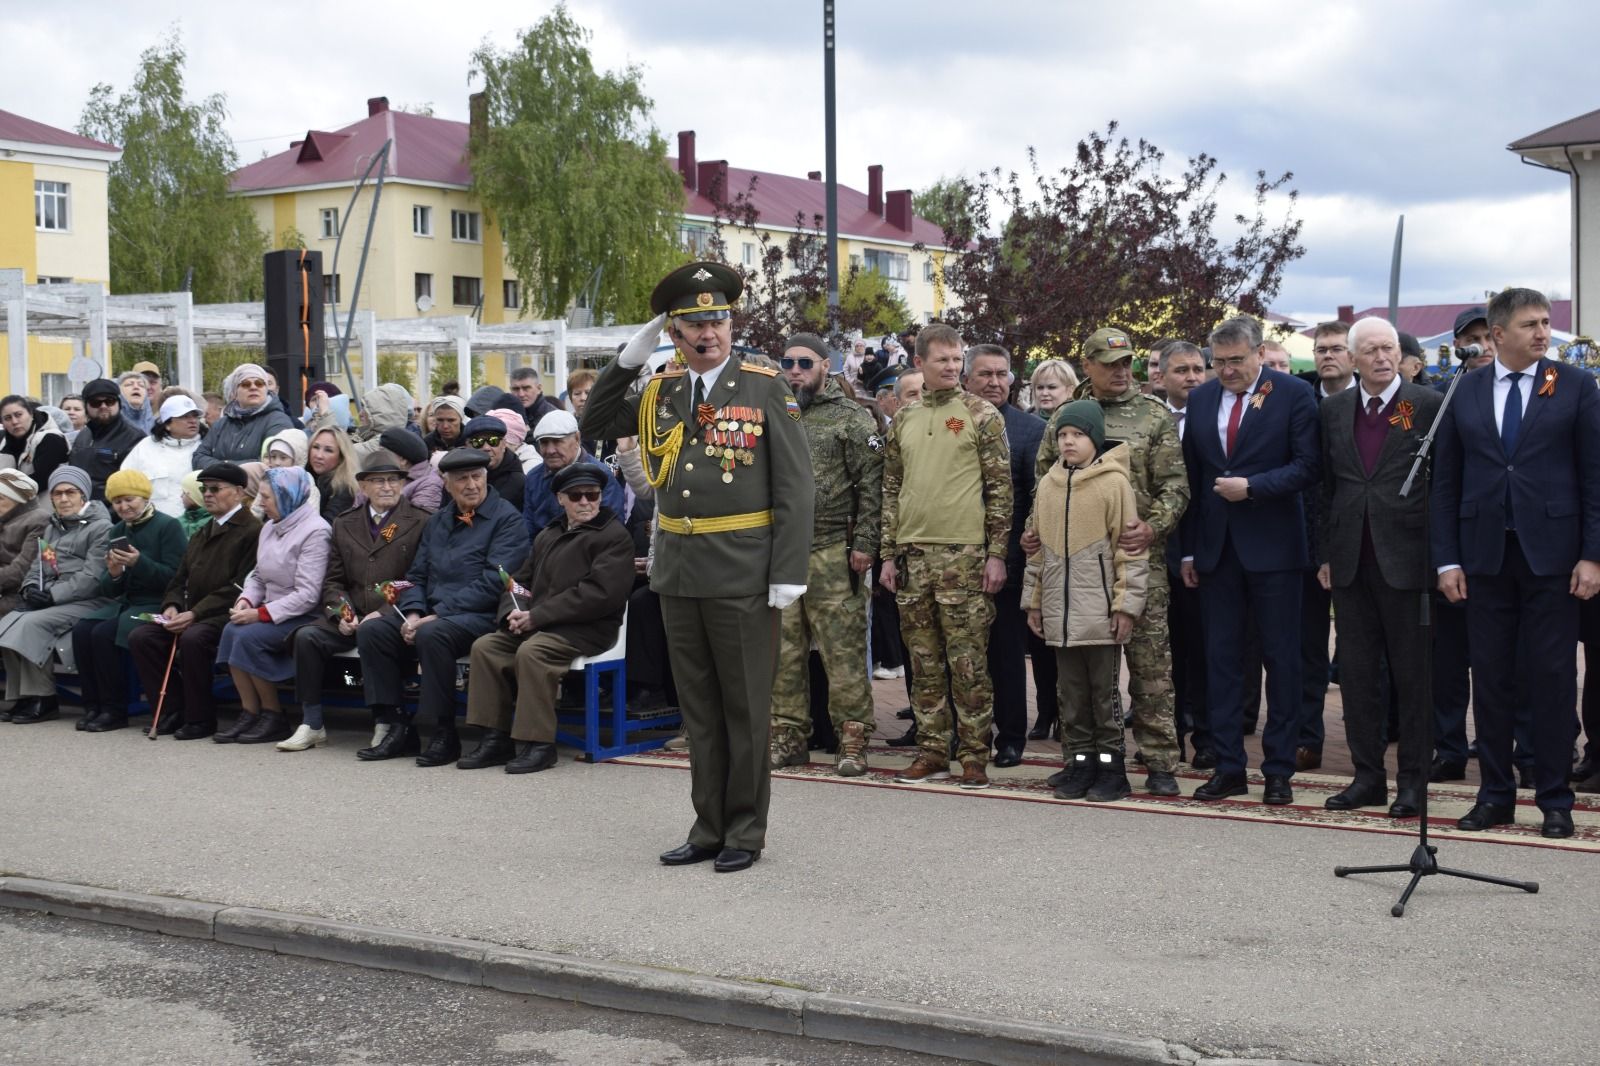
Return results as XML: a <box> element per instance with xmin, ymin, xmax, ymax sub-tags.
<box><xmin>823</xmin><ymin>0</ymin><xmax>839</xmax><ymax>331</ymax></box>
<box><xmin>1387</xmin><ymin>214</ymin><xmax>1404</xmax><ymax>325</ymax></box>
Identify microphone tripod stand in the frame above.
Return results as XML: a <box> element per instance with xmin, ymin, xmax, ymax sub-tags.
<box><xmin>1333</xmin><ymin>368</ymin><xmax>1539</xmax><ymax>916</ymax></box>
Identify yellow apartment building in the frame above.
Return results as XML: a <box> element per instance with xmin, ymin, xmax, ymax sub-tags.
<box><xmin>0</xmin><ymin>109</ymin><xmax>121</xmax><ymax>397</ymax></box>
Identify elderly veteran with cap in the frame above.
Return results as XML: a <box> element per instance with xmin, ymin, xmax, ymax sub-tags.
<box><xmin>0</xmin><ymin>466</ymin><xmax>113</xmax><ymax>724</ymax></box>
<box><xmin>463</xmin><ymin>413</ymin><xmax>527</xmax><ymax>512</ymax></box>
<box><xmin>192</xmin><ymin>364</ymin><xmax>295</xmax><ymax>469</ymax></box>
<box><xmin>281</xmin><ymin>456</ymin><xmax>428</xmax><ymax>753</ymax></box>
<box><xmin>460</xmin><ymin>462</ymin><xmax>633</xmax><ymax>774</ymax></box>
<box><xmin>68</xmin><ymin>469</ymin><xmax>188</xmax><ymax>732</ymax></box>
<box><xmin>582</xmin><ymin>261</ymin><xmax>813</xmax><ymax>873</ymax></box>
<box><xmin>122</xmin><ymin>394</ymin><xmax>205</xmax><ymax>519</ymax></box>
<box><xmin>523</xmin><ymin>409</ymin><xmax>624</xmax><ymax>538</ymax></box>
<box><xmin>0</xmin><ymin>470</ymin><xmax>51</xmax><ymax>631</ymax></box>
<box><xmin>213</xmin><ymin>467</ymin><xmax>331</xmax><ymax>746</ymax></box>
<box><xmin>355</xmin><ymin>447</ymin><xmax>531</xmax><ymax>765</ymax></box>
<box><xmin>69</xmin><ymin>377</ymin><xmax>146</xmax><ymax>501</ymax></box>
<box><xmin>128</xmin><ymin>462</ymin><xmax>261</xmax><ymax>739</ymax></box>
<box><xmin>377</xmin><ymin>426</ymin><xmax>443</xmax><ymax>512</ymax></box>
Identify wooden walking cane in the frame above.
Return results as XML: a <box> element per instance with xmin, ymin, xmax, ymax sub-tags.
<box><xmin>146</xmin><ymin>635</ymin><xmax>179</xmax><ymax>741</ymax></box>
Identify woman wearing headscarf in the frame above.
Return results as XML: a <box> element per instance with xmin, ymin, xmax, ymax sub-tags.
<box><xmin>422</xmin><ymin>395</ymin><xmax>466</xmax><ymax>454</ymax></box>
<box><xmin>121</xmin><ymin>394</ymin><xmax>206</xmax><ymax>520</ymax></box>
<box><xmin>0</xmin><ymin>466</ymin><xmax>112</xmax><ymax>724</ymax></box>
<box><xmin>192</xmin><ymin>363</ymin><xmax>295</xmax><ymax>468</ymax></box>
<box><xmin>0</xmin><ymin>395</ymin><xmax>68</xmax><ymax>488</ymax></box>
<box><xmin>307</xmin><ymin>427</ymin><xmax>358</xmax><ymax>522</ymax></box>
<box><xmin>0</xmin><ymin>470</ymin><xmax>50</xmax><ymax>629</ymax></box>
<box><xmin>69</xmin><ymin>470</ymin><xmax>188</xmax><ymax>732</ymax></box>
<box><xmin>214</xmin><ymin>466</ymin><xmax>331</xmax><ymax>745</ymax></box>
<box><xmin>487</xmin><ymin>407</ymin><xmax>540</xmax><ymax>475</ymax></box>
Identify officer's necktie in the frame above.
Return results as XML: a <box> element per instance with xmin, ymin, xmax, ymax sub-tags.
<box><xmin>1225</xmin><ymin>391</ymin><xmax>1244</xmax><ymax>455</ymax></box>
<box><xmin>1502</xmin><ymin>372</ymin><xmax>1524</xmax><ymax>456</ymax></box>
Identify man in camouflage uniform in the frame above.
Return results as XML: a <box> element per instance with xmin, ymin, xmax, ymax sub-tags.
<box><xmin>880</xmin><ymin>323</ymin><xmax>1013</xmax><ymax>789</ymax></box>
<box><xmin>1034</xmin><ymin>327</ymin><xmax>1189</xmax><ymax>795</ymax></box>
<box><xmin>770</xmin><ymin>333</ymin><xmax>884</xmax><ymax>776</ymax></box>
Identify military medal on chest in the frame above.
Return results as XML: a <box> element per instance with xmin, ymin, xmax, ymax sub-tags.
<box><xmin>698</xmin><ymin>403</ymin><xmax>764</xmax><ymax>481</ymax></box>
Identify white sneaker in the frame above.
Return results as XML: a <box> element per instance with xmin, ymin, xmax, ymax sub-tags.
<box><xmin>277</xmin><ymin>725</ymin><xmax>327</xmax><ymax>751</ymax></box>
<box><xmin>872</xmin><ymin>665</ymin><xmax>904</xmax><ymax>680</ymax></box>
<box><xmin>370</xmin><ymin>722</ymin><xmax>392</xmax><ymax>748</ymax></box>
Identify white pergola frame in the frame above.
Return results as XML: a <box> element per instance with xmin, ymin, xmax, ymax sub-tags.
<box><xmin>0</xmin><ymin>270</ymin><xmax>644</xmax><ymax>399</ymax></box>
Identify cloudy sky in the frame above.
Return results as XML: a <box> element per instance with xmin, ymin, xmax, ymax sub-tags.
<box><xmin>8</xmin><ymin>0</ymin><xmax>1593</xmax><ymax>323</ymax></box>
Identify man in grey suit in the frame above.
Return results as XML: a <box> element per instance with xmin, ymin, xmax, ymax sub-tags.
<box><xmin>1316</xmin><ymin>318</ymin><xmax>1442</xmax><ymax>818</ymax></box>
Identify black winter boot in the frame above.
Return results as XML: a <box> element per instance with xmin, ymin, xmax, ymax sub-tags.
<box><xmin>1052</xmin><ymin>753</ymin><xmax>1097</xmax><ymax>799</ymax></box>
<box><xmin>1086</xmin><ymin>752</ymin><xmax>1132</xmax><ymax>803</ymax></box>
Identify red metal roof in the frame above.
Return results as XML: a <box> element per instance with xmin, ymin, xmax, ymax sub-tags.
<box><xmin>0</xmin><ymin>109</ymin><xmax>118</xmax><ymax>153</ymax></box>
<box><xmin>231</xmin><ymin>107</ymin><xmax>473</xmax><ymax>192</ymax></box>
<box><xmin>1510</xmin><ymin>108</ymin><xmax>1600</xmax><ymax>151</ymax></box>
<box><xmin>1301</xmin><ymin>301</ymin><xmax>1574</xmax><ymax>338</ymax></box>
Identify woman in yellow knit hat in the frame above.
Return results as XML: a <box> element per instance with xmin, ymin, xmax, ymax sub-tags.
<box><xmin>71</xmin><ymin>468</ymin><xmax>189</xmax><ymax>733</ymax></box>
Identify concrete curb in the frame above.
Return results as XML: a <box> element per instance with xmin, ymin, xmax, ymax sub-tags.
<box><xmin>0</xmin><ymin>875</ymin><xmax>1316</xmax><ymax>1066</ymax></box>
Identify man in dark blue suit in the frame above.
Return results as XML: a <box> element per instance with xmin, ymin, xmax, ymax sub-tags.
<box><xmin>1431</xmin><ymin>288</ymin><xmax>1600</xmax><ymax>839</ymax></box>
<box><xmin>1180</xmin><ymin>316</ymin><xmax>1320</xmax><ymax>804</ymax></box>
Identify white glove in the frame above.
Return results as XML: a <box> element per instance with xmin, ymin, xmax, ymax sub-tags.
<box><xmin>617</xmin><ymin>312</ymin><xmax>668</xmax><ymax>369</ymax></box>
<box><xmin>768</xmin><ymin>584</ymin><xmax>806</xmax><ymax>610</ymax></box>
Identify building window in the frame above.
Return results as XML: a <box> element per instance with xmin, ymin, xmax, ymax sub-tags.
<box><xmin>923</xmin><ymin>258</ymin><xmax>935</xmax><ymax>282</ymax></box>
<box><xmin>503</xmin><ymin>279</ymin><xmax>520</xmax><ymax>310</ymax></box>
<box><xmin>923</xmin><ymin>311</ymin><xmax>935</xmax><ymax>325</ymax></box>
<box><xmin>451</xmin><ymin>210</ymin><xmax>481</xmax><ymax>243</ymax></box>
<box><xmin>40</xmin><ymin>373</ymin><xmax>69</xmax><ymax>406</ymax></box>
<box><xmin>742</xmin><ymin>242</ymin><xmax>756</xmax><ymax>266</ymax></box>
<box><xmin>849</xmin><ymin>253</ymin><xmax>861</xmax><ymax>271</ymax></box>
<box><xmin>415</xmin><ymin>273</ymin><xmax>433</xmax><ymax>303</ymax></box>
<box><xmin>323</xmin><ymin>274</ymin><xmax>341</xmax><ymax>304</ymax></box>
<box><xmin>320</xmin><ymin>208</ymin><xmax>338</xmax><ymax>239</ymax></box>
<box><xmin>36</xmin><ymin>276</ymin><xmax>72</xmax><ymax>285</ymax></box>
<box><xmin>678</xmin><ymin>223</ymin><xmax>711</xmax><ymax>254</ymax></box>
<box><xmin>34</xmin><ymin>181</ymin><xmax>69</xmax><ymax>231</ymax></box>
<box><xmin>452</xmin><ymin>275</ymin><xmax>482</xmax><ymax>307</ymax></box>
<box><xmin>863</xmin><ymin>248</ymin><xmax>910</xmax><ymax>282</ymax></box>
<box><xmin>412</xmin><ymin>205</ymin><xmax>432</xmax><ymax>236</ymax></box>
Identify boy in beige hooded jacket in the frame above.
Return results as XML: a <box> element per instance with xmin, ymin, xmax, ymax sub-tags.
<box><xmin>1023</xmin><ymin>399</ymin><xmax>1147</xmax><ymax>802</ymax></box>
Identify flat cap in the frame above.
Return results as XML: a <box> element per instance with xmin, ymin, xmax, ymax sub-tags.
<box><xmin>551</xmin><ymin>462</ymin><xmax>607</xmax><ymax>495</ymax></box>
<box><xmin>533</xmin><ymin>410</ymin><xmax>580</xmax><ymax>440</ymax></box>
<box><xmin>197</xmin><ymin>462</ymin><xmax>249</xmax><ymax>489</ymax></box>
<box><xmin>438</xmin><ymin>447</ymin><xmax>492</xmax><ymax>474</ymax></box>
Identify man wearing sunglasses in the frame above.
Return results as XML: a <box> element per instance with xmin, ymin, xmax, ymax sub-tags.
<box><xmin>768</xmin><ymin>333</ymin><xmax>883</xmax><ymax>777</ymax></box>
<box><xmin>522</xmin><ymin>410</ymin><xmax>623</xmax><ymax>539</ymax></box>
<box><xmin>582</xmin><ymin>261</ymin><xmax>813</xmax><ymax>873</ymax></box>
<box><xmin>464</xmin><ymin>414</ymin><xmax>526</xmax><ymax>512</ymax></box>
<box><xmin>67</xmin><ymin>378</ymin><xmax>146</xmax><ymax>501</ymax></box>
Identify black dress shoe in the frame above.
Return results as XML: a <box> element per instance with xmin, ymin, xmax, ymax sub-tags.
<box><xmin>992</xmin><ymin>744</ymin><xmax>1023</xmax><ymax>769</ymax></box>
<box><xmin>713</xmin><ymin>847</ymin><xmax>761</xmax><ymax>873</ymax></box>
<box><xmin>456</xmin><ymin>730</ymin><xmax>515</xmax><ymax>769</ymax></box>
<box><xmin>213</xmin><ymin>712</ymin><xmax>258</xmax><ymax>744</ymax></box>
<box><xmin>1325</xmin><ymin>783</ymin><xmax>1387</xmax><ymax>811</ymax></box>
<box><xmin>84</xmin><ymin>711</ymin><xmax>129</xmax><ymax>733</ymax></box>
<box><xmin>357</xmin><ymin>721</ymin><xmax>420</xmax><ymax>760</ymax></box>
<box><xmin>1194</xmin><ymin>772</ymin><xmax>1249</xmax><ymax>801</ymax></box>
<box><xmin>235</xmin><ymin>711</ymin><xmax>292</xmax><ymax>745</ymax></box>
<box><xmin>1541</xmin><ymin>809</ymin><xmax>1575</xmax><ymax>839</ymax></box>
<box><xmin>1457</xmin><ymin>802</ymin><xmax>1515</xmax><ymax>831</ymax></box>
<box><xmin>505</xmin><ymin>741</ymin><xmax>558</xmax><ymax>774</ymax></box>
<box><xmin>11</xmin><ymin>698</ymin><xmax>58</xmax><ymax>724</ymax></box>
<box><xmin>1428</xmin><ymin>756</ymin><xmax>1467</xmax><ymax>783</ymax></box>
<box><xmin>1026</xmin><ymin>716</ymin><xmax>1057</xmax><ymax>740</ymax></box>
<box><xmin>1262</xmin><ymin>775</ymin><xmax>1294</xmax><ymax>806</ymax></box>
<box><xmin>173</xmin><ymin>722</ymin><xmax>216</xmax><ymax>740</ymax></box>
<box><xmin>76</xmin><ymin>706</ymin><xmax>102</xmax><ymax>731</ymax></box>
<box><xmin>884</xmin><ymin>722</ymin><xmax>918</xmax><ymax>747</ymax></box>
<box><xmin>659</xmin><ymin>842</ymin><xmax>719</xmax><ymax>866</ymax></box>
<box><xmin>415</xmin><ymin>730</ymin><xmax>461</xmax><ymax>767</ymax></box>
<box><xmin>1387</xmin><ymin>788</ymin><xmax>1422</xmax><ymax>819</ymax></box>
<box><xmin>1190</xmin><ymin>749</ymin><xmax>1219</xmax><ymax>771</ymax></box>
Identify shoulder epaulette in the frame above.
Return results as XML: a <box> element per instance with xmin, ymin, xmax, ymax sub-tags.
<box><xmin>740</xmin><ymin>362</ymin><xmax>779</xmax><ymax>377</ymax></box>
<box><xmin>650</xmin><ymin>367</ymin><xmax>687</xmax><ymax>381</ymax></box>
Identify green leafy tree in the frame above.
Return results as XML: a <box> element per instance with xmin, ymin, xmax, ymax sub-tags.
<box><xmin>78</xmin><ymin>30</ymin><xmax>268</xmax><ymax>302</ymax></box>
<box><xmin>913</xmin><ymin>176</ymin><xmax>965</xmax><ymax>233</ymax></box>
<box><xmin>470</xmin><ymin>5</ymin><xmax>684</xmax><ymax>322</ymax></box>
<box><xmin>799</xmin><ymin>266</ymin><xmax>911</xmax><ymax>339</ymax></box>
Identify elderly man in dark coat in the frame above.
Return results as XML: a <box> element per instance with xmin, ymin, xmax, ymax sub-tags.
<box><xmin>460</xmin><ymin>463</ymin><xmax>634</xmax><ymax>774</ymax></box>
<box><xmin>283</xmin><ymin>457</ymin><xmax>429</xmax><ymax>753</ymax></box>
<box><xmin>355</xmin><ymin>448</ymin><xmax>530</xmax><ymax>766</ymax></box>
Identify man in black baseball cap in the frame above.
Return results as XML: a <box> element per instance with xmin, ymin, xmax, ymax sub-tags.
<box><xmin>69</xmin><ymin>376</ymin><xmax>146</xmax><ymax>499</ymax></box>
<box><xmin>1451</xmin><ymin>305</ymin><xmax>1495</xmax><ymax>372</ymax></box>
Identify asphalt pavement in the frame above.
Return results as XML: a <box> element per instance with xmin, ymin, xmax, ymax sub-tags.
<box><xmin>1</xmin><ymin>714</ymin><xmax>1596</xmax><ymax>1065</ymax></box>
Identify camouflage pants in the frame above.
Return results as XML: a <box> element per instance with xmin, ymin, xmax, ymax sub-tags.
<box><xmin>896</xmin><ymin>543</ymin><xmax>995</xmax><ymax>763</ymax></box>
<box><xmin>771</xmin><ymin>542</ymin><xmax>874</xmax><ymax>741</ymax></box>
<box><xmin>1121</xmin><ymin>560</ymin><xmax>1180</xmax><ymax>772</ymax></box>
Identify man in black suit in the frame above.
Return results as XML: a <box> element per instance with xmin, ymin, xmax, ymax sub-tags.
<box><xmin>1180</xmin><ymin>316</ymin><xmax>1320</xmax><ymax>805</ymax></box>
<box><xmin>1162</xmin><ymin>342</ymin><xmax>1214</xmax><ymax>767</ymax></box>
<box><xmin>1317</xmin><ymin>318</ymin><xmax>1441</xmax><ymax>818</ymax></box>
<box><xmin>1431</xmin><ymin>288</ymin><xmax>1600</xmax><ymax>839</ymax></box>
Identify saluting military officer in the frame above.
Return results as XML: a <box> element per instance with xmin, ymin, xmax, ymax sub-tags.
<box><xmin>1033</xmin><ymin>327</ymin><xmax>1189</xmax><ymax>795</ymax></box>
<box><xmin>768</xmin><ymin>332</ymin><xmax>884</xmax><ymax>777</ymax></box>
<box><xmin>581</xmin><ymin>262</ymin><xmax>814</xmax><ymax>874</ymax></box>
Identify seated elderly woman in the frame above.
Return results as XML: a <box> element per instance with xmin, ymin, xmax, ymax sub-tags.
<box><xmin>461</xmin><ymin>463</ymin><xmax>634</xmax><ymax>774</ymax></box>
<box><xmin>0</xmin><ymin>467</ymin><xmax>112</xmax><ymax>724</ymax></box>
<box><xmin>214</xmin><ymin>467</ymin><xmax>331</xmax><ymax>745</ymax></box>
<box><xmin>279</xmin><ymin>456</ymin><xmax>428</xmax><ymax>753</ymax></box>
<box><xmin>0</xmin><ymin>472</ymin><xmax>52</xmax><ymax>711</ymax></box>
<box><xmin>192</xmin><ymin>363</ymin><xmax>295</xmax><ymax>468</ymax></box>
<box><xmin>69</xmin><ymin>470</ymin><xmax>189</xmax><ymax>733</ymax></box>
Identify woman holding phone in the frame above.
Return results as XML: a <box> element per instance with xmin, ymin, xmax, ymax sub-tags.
<box><xmin>70</xmin><ymin>470</ymin><xmax>188</xmax><ymax>732</ymax></box>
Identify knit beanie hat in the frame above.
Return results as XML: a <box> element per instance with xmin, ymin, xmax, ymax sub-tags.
<box><xmin>106</xmin><ymin>469</ymin><xmax>153</xmax><ymax>501</ymax></box>
<box><xmin>48</xmin><ymin>465</ymin><xmax>92</xmax><ymax>499</ymax></box>
<box><xmin>1051</xmin><ymin>399</ymin><xmax>1106</xmax><ymax>455</ymax></box>
<box><xmin>0</xmin><ymin>468</ymin><xmax>38</xmax><ymax>504</ymax></box>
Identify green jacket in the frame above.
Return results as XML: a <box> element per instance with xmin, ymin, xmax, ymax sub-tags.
<box><xmin>801</xmin><ymin>376</ymin><xmax>883</xmax><ymax>555</ymax></box>
<box><xmin>881</xmin><ymin>387</ymin><xmax>1012</xmax><ymax>558</ymax></box>
<box><xmin>89</xmin><ymin>509</ymin><xmax>189</xmax><ymax>647</ymax></box>
<box><xmin>582</xmin><ymin>354</ymin><xmax>814</xmax><ymax>597</ymax></box>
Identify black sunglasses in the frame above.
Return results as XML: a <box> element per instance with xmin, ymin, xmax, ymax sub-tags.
<box><xmin>779</xmin><ymin>357</ymin><xmax>816</xmax><ymax>370</ymax></box>
<box><xmin>467</xmin><ymin>435</ymin><xmax>503</xmax><ymax>449</ymax></box>
<box><xmin>562</xmin><ymin>488</ymin><xmax>601</xmax><ymax>502</ymax></box>
<box><xmin>87</xmin><ymin>396</ymin><xmax>119</xmax><ymax>408</ymax></box>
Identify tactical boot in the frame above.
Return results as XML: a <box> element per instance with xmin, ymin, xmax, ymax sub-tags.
<box><xmin>768</xmin><ymin>728</ymin><xmax>808</xmax><ymax>770</ymax></box>
<box><xmin>893</xmin><ymin>753</ymin><xmax>950</xmax><ymax>783</ymax></box>
<box><xmin>834</xmin><ymin>720</ymin><xmax>869</xmax><ymax>777</ymax></box>
<box><xmin>1052</xmin><ymin>754</ymin><xmax>1096</xmax><ymax>800</ymax></box>
<box><xmin>1144</xmin><ymin>770</ymin><xmax>1180</xmax><ymax>797</ymax></box>
<box><xmin>1086</xmin><ymin>752</ymin><xmax>1132</xmax><ymax>803</ymax></box>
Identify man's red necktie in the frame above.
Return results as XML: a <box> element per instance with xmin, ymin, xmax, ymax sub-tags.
<box><xmin>1225</xmin><ymin>391</ymin><xmax>1244</xmax><ymax>455</ymax></box>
